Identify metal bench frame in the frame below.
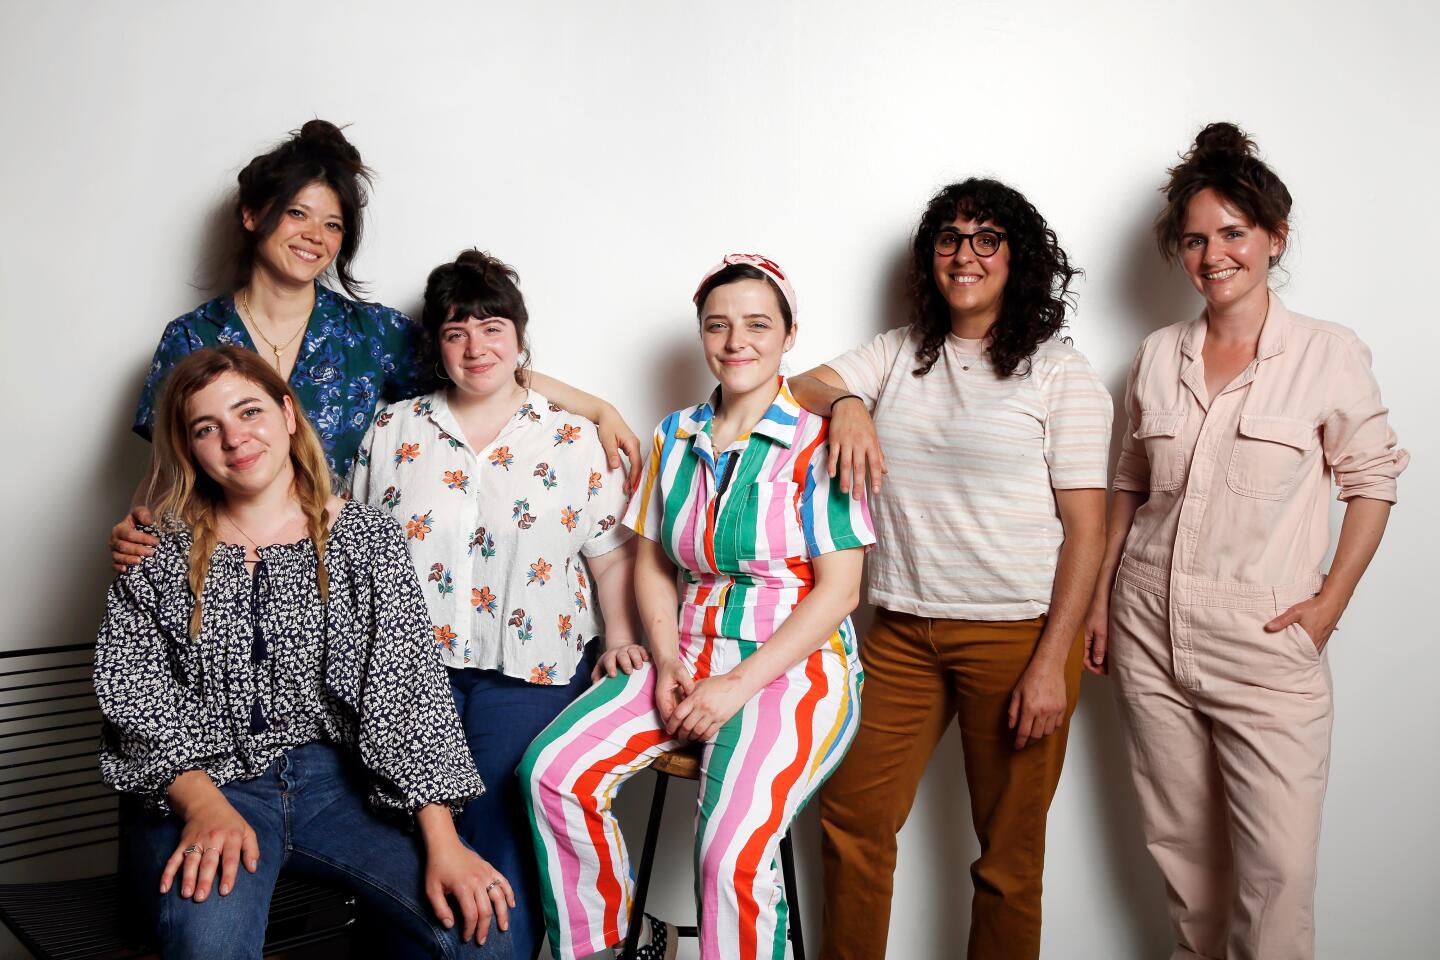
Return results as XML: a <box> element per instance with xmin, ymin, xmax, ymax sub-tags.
<box><xmin>0</xmin><ymin>643</ymin><xmax>355</xmax><ymax>960</ymax></box>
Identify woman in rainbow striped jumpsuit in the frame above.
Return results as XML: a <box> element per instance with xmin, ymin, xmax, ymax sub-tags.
<box><xmin>520</xmin><ymin>254</ymin><xmax>874</xmax><ymax>960</ymax></box>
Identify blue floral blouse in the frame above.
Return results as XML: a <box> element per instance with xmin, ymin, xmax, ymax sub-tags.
<box><xmin>133</xmin><ymin>284</ymin><xmax>427</xmax><ymax>481</ymax></box>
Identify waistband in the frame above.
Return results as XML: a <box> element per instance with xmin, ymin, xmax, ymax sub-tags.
<box><xmin>1116</xmin><ymin>555</ymin><xmax>1324</xmax><ymax>611</ymax></box>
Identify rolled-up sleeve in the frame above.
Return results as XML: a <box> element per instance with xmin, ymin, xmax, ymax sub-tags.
<box><xmin>1324</xmin><ymin>339</ymin><xmax>1409</xmax><ymax>503</ymax></box>
<box><xmin>1113</xmin><ymin>350</ymin><xmax>1150</xmax><ymax>493</ymax></box>
<box><xmin>824</xmin><ymin>329</ymin><xmax>903</xmax><ymax>408</ymax></box>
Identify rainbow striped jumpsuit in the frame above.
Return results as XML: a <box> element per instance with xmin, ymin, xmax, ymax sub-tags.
<box><xmin>520</xmin><ymin>380</ymin><xmax>874</xmax><ymax>960</ymax></box>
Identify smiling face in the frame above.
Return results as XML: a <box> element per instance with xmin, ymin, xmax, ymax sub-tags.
<box><xmin>243</xmin><ymin>180</ymin><xmax>345</xmax><ymax>287</ymax></box>
<box><xmin>186</xmin><ymin>371</ymin><xmax>298</xmax><ymax>498</ymax></box>
<box><xmin>699</xmin><ymin>278</ymin><xmax>795</xmax><ymax>398</ymax></box>
<box><xmin>439</xmin><ymin>312</ymin><xmax>522</xmax><ymax>399</ymax></box>
<box><xmin>1180</xmin><ymin>187</ymin><xmax>1285</xmax><ymax>314</ymax></box>
<box><xmin>932</xmin><ymin>215</ymin><xmax>1010</xmax><ymax>330</ymax></box>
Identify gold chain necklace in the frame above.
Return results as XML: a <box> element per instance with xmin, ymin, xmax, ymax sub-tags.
<box><xmin>220</xmin><ymin>509</ymin><xmax>263</xmax><ymax>564</ymax></box>
<box><xmin>238</xmin><ymin>290</ymin><xmax>307</xmax><ymax>371</ymax></box>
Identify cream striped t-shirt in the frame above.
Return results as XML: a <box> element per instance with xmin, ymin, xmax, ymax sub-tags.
<box><xmin>827</xmin><ymin>327</ymin><xmax>1111</xmax><ymax>620</ymax></box>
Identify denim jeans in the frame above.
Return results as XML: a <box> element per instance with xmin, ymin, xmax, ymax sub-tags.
<box><xmin>126</xmin><ymin>742</ymin><xmax>512</xmax><ymax>960</ymax></box>
<box><xmin>449</xmin><ymin>643</ymin><xmax>596</xmax><ymax>960</ymax></box>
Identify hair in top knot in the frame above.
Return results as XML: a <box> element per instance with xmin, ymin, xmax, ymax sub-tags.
<box><xmin>1154</xmin><ymin>121</ymin><xmax>1292</xmax><ymax>264</ymax></box>
<box><xmin>420</xmin><ymin>249</ymin><xmax>532</xmax><ymax>384</ymax></box>
<box><xmin>230</xmin><ymin>120</ymin><xmax>372</xmax><ymax>297</ymax></box>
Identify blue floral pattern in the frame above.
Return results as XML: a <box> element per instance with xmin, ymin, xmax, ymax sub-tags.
<box><xmin>133</xmin><ymin>284</ymin><xmax>427</xmax><ymax>482</ymax></box>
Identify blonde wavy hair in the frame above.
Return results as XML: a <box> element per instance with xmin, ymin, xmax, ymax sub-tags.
<box><xmin>148</xmin><ymin>347</ymin><xmax>333</xmax><ymax>638</ymax></box>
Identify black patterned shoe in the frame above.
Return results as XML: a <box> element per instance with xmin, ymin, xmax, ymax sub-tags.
<box><xmin>614</xmin><ymin>913</ymin><xmax>678</xmax><ymax>960</ymax></box>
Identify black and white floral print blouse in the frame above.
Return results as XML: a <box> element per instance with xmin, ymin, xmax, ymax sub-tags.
<box><xmin>94</xmin><ymin>499</ymin><xmax>484</xmax><ymax>818</ymax></box>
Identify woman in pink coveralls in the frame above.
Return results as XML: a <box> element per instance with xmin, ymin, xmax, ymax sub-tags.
<box><xmin>1085</xmin><ymin>122</ymin><xmax>1408</xmax><ymax>960</ymax></box>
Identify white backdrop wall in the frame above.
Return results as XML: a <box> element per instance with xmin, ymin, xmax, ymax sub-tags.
<box><xmin>1</xmin><ymin>2</ymin><xmax>1435</xmax><ymax>957</ymax></box>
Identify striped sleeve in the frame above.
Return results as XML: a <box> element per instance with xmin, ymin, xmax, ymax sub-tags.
<box><xmin>798</xmin><ymin>421</ymin><xmax>877</xmax><ymax>556</ymax></box>
<box><xmin>823</xmin><ymin>328</ymin><xmax>906</xmax><ymax>407</ymax></box>
<box><xmin>1041</xmin><ymin>350</ymin><xmax>1113</xmax><ymax>489</ymax></box>
<box><xmin>621</xmin><ymin>420</ymin><xmax>671</xmax><ymax>542</ymax></box>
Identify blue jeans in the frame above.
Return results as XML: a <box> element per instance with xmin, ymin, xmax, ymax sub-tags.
<box><xmin>449</xmin><ymin>645</ymin><xmax>596</xmax><ymax>960</ymax></box>
<box><xmin>126</xmin><ymin>743</ymin><xmax>511</xmax><ymax>960</ymax></box>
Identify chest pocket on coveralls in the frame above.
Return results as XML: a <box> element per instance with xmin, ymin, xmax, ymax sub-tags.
<box><xmin>1133</xmin><ymin>412</ymin><xmax>1187</xmax><ymax>492</ymax></box>
<box><xmin>722</xmin><ymin>481</ymin><xmax>803</xmax><ymax>562</ymax></box>
<box><xmin>1227</xmin><ymin>414</ymin><xmax>1316</xmax><ymax>500</ymax></box>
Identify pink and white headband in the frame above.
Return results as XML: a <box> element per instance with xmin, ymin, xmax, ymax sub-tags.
<box><xmin>692</xmin><ymin>253</ymin><xmax>797</xmax><ymax>319</ymax></box>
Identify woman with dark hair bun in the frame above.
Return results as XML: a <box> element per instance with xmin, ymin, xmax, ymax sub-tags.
<box><xmin>1085</xmin><ymin>122</ymin><xmax>1407</xmax><ymax>960</ymax></box>
<box><xmin>350</xmin><ymin>248</ymin><xmax>640</xmax><ymax>960</ymax></box>
<box><xmin>790</xmin><ymin>179</ymin><xmax>1111</xmax><ymax>959</ymax></box>
<box><xmin>108</xmin><ymin>120</ymin><xmax>640</xmax><ymax>572</ymax></box>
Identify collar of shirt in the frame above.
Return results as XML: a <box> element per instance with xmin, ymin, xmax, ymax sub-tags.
<box><xmin>679</xmin><ymin>376</ymin><xmax>803</xmax><ymax>466</ymax></box>
<box><xmin>202</xmin><ymin>283</ymin><xmax>362</xmax><ymax>355</ymax></box>
<box><xmin>422</xmin><ymin>387</ymin><xmax>554</xmax><ymax>454</ymax></box>
<box><xmin>1179</xmin><ymin>291</ymin><xmax>1295</xmax><ymax>405</ymax></box>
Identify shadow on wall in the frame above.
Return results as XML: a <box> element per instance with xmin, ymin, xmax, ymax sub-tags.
<box><xmin>1065</xmin><ymin>201</ymin><xmax>1195</xmax><ymax>958</ymax></box>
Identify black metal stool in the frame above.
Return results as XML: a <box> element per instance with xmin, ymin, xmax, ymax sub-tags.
<box><xmin>623</xmin><ymin>743</ymin><xmax>805</xmax><ymax>958</ymax></box>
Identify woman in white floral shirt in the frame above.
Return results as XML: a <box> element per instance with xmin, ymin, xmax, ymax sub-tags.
<box><xmin>349</xmin><ymin>249</ymin><xmax>640</xmax><ymax>960</ymax></box>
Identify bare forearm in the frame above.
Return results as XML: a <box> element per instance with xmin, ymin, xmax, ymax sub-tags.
<box><xmin>588</xmin><ymin>539</ymin><xmax>640</xmax><ymax>647</ymax></box>
<box><xmin>416</xmin><ymin>803</ymin><xmax>462</xmax><ymax>853</ymax></box>
<box><xmin>525</xmin><ymin>371</ymin><xmax>611</xmax><ymax>423</ymax></box>
<box><xmin>1321</xmin><ymin>498</ymin><xmax>1392</xmax><ymax>606</ymax></box>
<box><xmin>166</xmin><ymin>769</ymin><xmax>224</xmax><ymax>817</ymax></box>
<box><xmin>1035</xmin><ymin>489</ymin><xmax>1106</xmax><ymax>665</ymax></box>
<box><xmin>787</xmin><ymin>366</ymin><xmax>851</xmax><ymax>417</ymax></box>
<box><xmin>635</xmin><ymin>541</ymin><xmax>681</xmax><ymax>662</ymax></box>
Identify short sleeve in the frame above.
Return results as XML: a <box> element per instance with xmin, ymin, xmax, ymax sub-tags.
<box><xmin>823</xmin><ymin>328</ymin><xmax>907</xmax><ymax>408</ymax></box>
<box><xmin>580</xmin><ymin>450</ymin><xmax>635</xmax><ymax>558</ymax></box>
<box><xmin>1323</xmin><ymin>339</ymin><xmax>1409</xmax><ymax>503</ymax></box>
<box><xmin>622</xmin><ymin>419</ymin><xmax>673</xmax><ymax>543</ymax></box>
<box><xmin>1041</xmin><ymin>351</ymin><xmax>1113</xmax><ymax>489</ymax></box>
<box><xmin>347</xmin><ymin>408</ymin><xmax>385</xmax><ymax>502</ymax></box>
<box><xmin>378</xmin><ymin>309</ymin><xmax>429</xmax><ymax>404</ymax></box>
<box><xmin>133</xmin><ymin>320</ymin><xmax>205</xmax><ymax>441</ymax></box>
<box><xmin>1112</xmin><ymin>349</ymin><xmax>1150</xmax><ymax>494</ymax></box>
<box><xmin>799</xmin><ymin>427</ymin><xmax>877</xmax><ymax>556</ymax></box>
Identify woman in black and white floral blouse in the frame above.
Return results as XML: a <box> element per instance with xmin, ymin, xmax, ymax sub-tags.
<box><xmin>94</xmin><ymin>345</ymin><xmax>512</xmax><ymax>960</ymax></box>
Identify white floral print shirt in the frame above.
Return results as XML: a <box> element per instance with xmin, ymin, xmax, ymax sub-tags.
<box><xmin>350</xmin><ymin>389</ymin><xmax>632</xmax><ymax>684</ymax></box>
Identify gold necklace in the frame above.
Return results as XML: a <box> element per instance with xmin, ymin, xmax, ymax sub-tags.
<box><xmin>238</xmin><ymin>290</ymin><xmax>307</xmax><ymax>371</ymax></box>
<box><xmin>220</xmin><ymin>510</ymin><xmax>263</xmax><ymax>564</ymax></box>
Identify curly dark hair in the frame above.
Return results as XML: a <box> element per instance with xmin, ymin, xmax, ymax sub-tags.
<box><xmin>1154</xmin><ymin>121</ymin><xmax>1292</xmax><ymax>265</ymax></box>
<box><xmin>908</xmin><ymin>178</ymin><xmax>1078</xmax><ymax>379</ymax></box>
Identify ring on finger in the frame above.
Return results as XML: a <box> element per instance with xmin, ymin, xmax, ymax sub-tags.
<box><xmin>486</xmin><ymin>877</ymin><xmax>504</xmax><ymax>891</ymax></box>
<box><xmin>182</xmin><ymin>843</ymin><xmax>203</xmax><ymax>857</ymax></box>
<box><xmin>203</xmin><ymin>846</ymin><xmax>220</xmax><ymax>853</ymax></box>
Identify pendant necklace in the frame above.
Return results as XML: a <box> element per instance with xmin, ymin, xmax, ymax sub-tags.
<box><xmin>238</xmin><ymin>290</ymin><xmax>307</xmax><ymax>372</ymax></box>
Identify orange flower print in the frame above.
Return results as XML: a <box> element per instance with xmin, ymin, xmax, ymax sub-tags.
<box><xmin>406</xmin><ymin>510</ymin><xmax>434</xmax><ymax>541</ymax></box>
<box><xmin>489</xmin><ymin>445</ymin><xmax>514</xmax><ymax>470</ymax></box>
<box><xmin>432</xmin><ymin>623</ymin><xmax>458</xmax><ymax>652</ymax></box>
<box><xmin>516</xmin><ymin>403</ymin><xmax>541</xmax><ymax>423</ymax></box>
<box><xmin>528</xmin><ymin>558</ymin><xmax>552</xmax><ymax>586</ymax></box>
<box><xmin>394</xmin><ymin>442</ymin><xmax>421</xmax><ymax>465</ymax></box>
<box><xmin>574</xmin><ymin>589</ymin><xmax>587</xmax><ymax>612</ymax></box>
<box><xmin>587</xmin><ymin>470</ymin><xmax>603</xmax><ymax>500</ymax></box>
<box><xmin>412</xmin><ymin>397</ymin><xmax>433</xmax><ymax>417</ymax></box>
<box><xmin>560</xmin><ymin>505</ymin><xmax>581</xmax><ymax>532</ymax></box>
<box><xmin>472</xmin><ymin>586</ymin><xmax>497</xmax><ymax>617</ymax></box>
<box><xmin>529</xmin><ymin>662</ymin><xmax>559</xmax><ymax>685</ymax></box>
<box><xmin>576</xmin><ymin>566</ymin><xmax>588</xmax><ymax>591</ymax></box>
<box><xmin>553</xmin><ymin>423</ymin><xmax>582</xmax><ymax>447</ymax></box>
<box><xmin>557</xmin><ymin>614</ymin><xmax>573</xmax><ymax>642</ymax></box>
<box><xmin>443</xmin><ymin>469</ymin><xmax>471</xmax><ymax>493</ymax></box>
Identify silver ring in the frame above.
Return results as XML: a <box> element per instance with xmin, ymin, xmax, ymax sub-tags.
<box><xmin>486</xmin><ymin>878</ymin><xmax>503</xmax><ymax>891</ymax></box>
<box><xmin>203</xmin><ymin>846</ymin><xmax>220</xmax><ymax>854</ymax></box>
<box><xmin>182</xmin><ymin>843</ymin><xmax>203</xmax><ymax>857</ymax></box>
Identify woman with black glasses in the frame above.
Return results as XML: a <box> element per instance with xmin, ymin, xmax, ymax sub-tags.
<box><xmin>788</xmin><ymin>179</ymin><xmax>1111</xmax><ymax>960</ymax></box>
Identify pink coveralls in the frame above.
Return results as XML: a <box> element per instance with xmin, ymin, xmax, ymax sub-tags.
<box><xmin>1109</xmin><ymin>295</ymin><xmax>1408</xmax><ymax>960</ymax></box>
